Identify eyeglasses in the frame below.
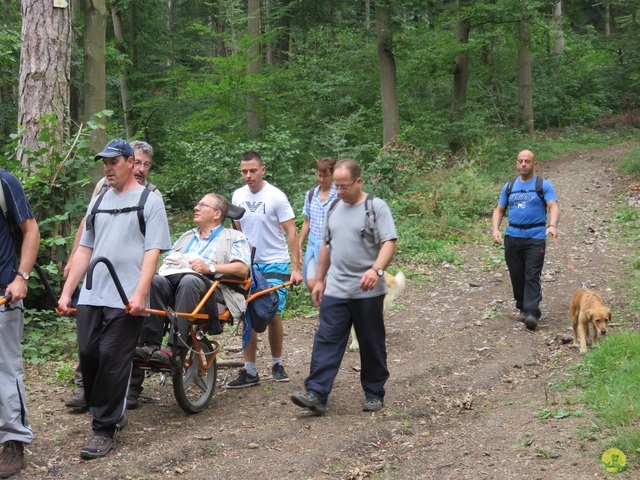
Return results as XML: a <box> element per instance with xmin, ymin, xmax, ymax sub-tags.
<box><xmin>134</xmin><ymin>161</ymin><xmax>151</xmax><ymax>169</ymax></box>
<box><xmin>335</xmin><ymin>179</ymin><xmax>358</xmax><ymax>191</ymax></box>
<box><xmin>316</xmin><ymin>172</ymin><xmax>332</xmax><ymax>179</ymax></box>
<box><xmin>195</xmin><ymin>203</ymin><xmax>217</xmax><ymax>210</ymax></box>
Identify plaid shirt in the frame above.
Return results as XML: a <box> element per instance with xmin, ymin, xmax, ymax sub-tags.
<box><xmin>181</xmin><ymin>225</ymin><xmax>251</xmax><ymax>267</ymax></box>
<box><xmin>303</xmin><ymin>185</ymin><xmax>338</xmax><ymax>238</ymax></box>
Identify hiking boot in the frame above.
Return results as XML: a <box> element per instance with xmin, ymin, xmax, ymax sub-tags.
<box><xmin>363</xmin><ymin>397</ymin><xmax>384</xmax><ymax>412</ymax></box>
<box><xmin>515</xmin><ymin>311</ymin><xmax>526</xmax><ymax>323</ymax></box>
<box><xmin>290</xmin><ymin>392</ymin><xmax>327</xmax><ymax>415</ymax></box>
<box><xmin>225</xmin><ymin>369</ymin><xmax>260</xmax><ymax>388</ymax></box>
<box><xmin>126</xmin><ymin>392</ymin><xmax>139</xmax><ymax>410</ymax></box>
<box><xmin>524</xmin><ymin>314</ymin><xmax>539</xmax><ymax>331</ymax></box>
<box><xmin>64</xmin><ymin>389</ymin><xmax>86</xmax><ymax>409</ymax></box>
<box><xmin>0</xmin><ymin>441</ymin><xmax>24</xmax><ymax>478</ymax></box>
<box><xmin>133</xmin><ymin>343</ymin><xmax>159</xmax><ymax>363</ymax></box>
<box><xmin>80</xmin><ymin>433</ymin><xmax>115</xmax><ymax>460</ymax></box>
<box><xmin>150</xmin><ymin>348</ymin><xmax>172</xmax><ymax>367</ymax></box>
<box><xmin>272</xmin><ymin>363</ymin><xmax>289</xmax><ymax>382</ymax></box>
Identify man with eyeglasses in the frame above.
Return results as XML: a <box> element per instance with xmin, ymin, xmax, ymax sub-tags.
<box><xmin>291</xmin><ymin>159</ymin><xmax>397</xmax><ymax>415</ymax></box>
<box><xmin>134</xmin><ymin>194</ymin><xmax>251</xmax><ymax>367</ymax></box>
<box><xmin>228</xmin><ymin>151</ymin><xmax>303</xmax><ymax>388</ymax></box>
<box><xmin>65</xmin><ymin>140</ymin><xmax>163</xmax><ymax>411</ymax></box>
<box><xmin>58</xmin><ymin>138</ymin><xmax>171</xmax><ymax>459</ymax></box>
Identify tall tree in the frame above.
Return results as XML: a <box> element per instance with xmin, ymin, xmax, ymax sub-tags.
<box><xmin>247</xmin><ymin>0</ymin><xmax>261</xmax><ymax>136</ymax></box>
<box><xmin>553</xmin><ymin>0</ymin><xmax>564</xmax><ymax>56</ymax></box>
<box><xmin>518</xmin><ymin>9</ymin><xmax>534</xmax><ymax>135</ymax></box>
<box><xmin>82</xmin><ymin>0</ymin><xmax>108</xmax><ymax>153</ymax></box>
<box><xmin>18</xmin><ymin>0</ymin><xmax>72</xmax><ymax>165</ymax></box>
<box><xmin>111</xmin><ymin>2</ymin><xmax>133</xmax><ymax>138</ymax></box>
<box><xmin>376</xmin><ymin>0</ymin><xmax>399</xmax><ymax>146</ymax></box>
<box><xmin>450</xmin><ymin>0</ymin><xmax>471</xmax><ymax>153</ymax></box>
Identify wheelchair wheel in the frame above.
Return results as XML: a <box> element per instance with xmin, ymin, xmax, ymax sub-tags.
<box><xmin>172</xmin><ymin>336</ymin><xmax>218</xmax><ymax>414</ymax></box>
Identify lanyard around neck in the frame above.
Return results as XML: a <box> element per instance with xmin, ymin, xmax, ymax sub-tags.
<box><xmin>184</xmin><ymin>225</ymin><xmax>222</xmax><ymax>256</ymax></box>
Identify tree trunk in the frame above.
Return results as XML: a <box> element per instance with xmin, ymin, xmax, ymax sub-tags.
<box><xmin>450</xmin><ymin>0</ymin><xmax>470</xmax><ymax>153</ymax></box>
<box><xmin>166</xmin><ymin>0</ymin><xmax>174</xmax><ymax>67</ymax></box>
<box><xmin>605</xmin><ymin>2</ymin><xmax>611</xmax><ymax>36</ymax></box>
<box><xmin>18</xmin><ymin>0</ymin><xmax>72</xmax><ymax>166</ymax></box>
<box><xmin>82</xmin><ymin>0</ymin><xmax>108</xmax><ymax>154</ymax></box>
<box><xmin>129</xmin><ymin>0</ymin><xmax>138</xmax><ymax>68</ymax></box>
<box><xmin>518</xmin><ymin>17</ymin><xmax>534</xmax><ymax>136</ymax></box>
<box><xmin>365</xmin><ymin>0</ymin><xmax>371</xmax><ymax>30</ymax></box>
<box><xmin>247</xmin><ymin>0</ymin><xmax>261</xmax><ymax>137</ymax></box>
<box><xmin>553</xmin><ymin>0</ymin><xmax>563</xmax><ymax>57</ymax></box>
<box><xmin>111</xmin><ymin>4</ymin><xmax>133</xmax><ymax>139</ymax></box>
<box><xmin>376</xmin><ymin>1</ymin><xmax>399</xmax><ymax>146</ymax></box>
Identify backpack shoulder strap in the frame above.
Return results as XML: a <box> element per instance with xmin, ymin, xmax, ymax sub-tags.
<box><xmin>86</xmin><ymin>187</ymin><xmax>151</xmax><ymax>235</ymax></box>
<box><xmin>85</xmin><ymin>191</ymin><xmax>107</xmax><ymax>232</ymax></box>
<box><xmin>535</xmin><ymin>176</ymin><xmax>547</xmax><ymax>209</ymax></box>
<box><xmin>0</xmin><ymin>173</ymin><xmax>8</xmax><ymax>221</ymax></box>
<box><xmin>307</xmin><ymin>188</ymin><xmax>315</xmax><ymax>204</ymax></box>
<box><xmin>364</xmin><ymin>194</ymin><xmax>380</xmax><ymax>243</ymax></box>
<box><xmin>137</xmin><ymin>187</ymin><xmax>151</xmax><ymax>235</ymax></box>
<box><xmin>505</xmin><ymin>176</ymin><xmax>518</xmax><ymax>198</ymax></box>
<box><xmin>325</xmin><ymin>198</ymin><xmax>342</xmax><ymax>247</ymax></box>
<box><xmin>145</xmin><ymin>181</ymin><xmax>158</xmax><ymax>192</ymax></box>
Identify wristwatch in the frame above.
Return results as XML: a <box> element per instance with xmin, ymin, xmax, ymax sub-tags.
<box><xmin>209</xmin><ymin>264</ymin><xmax>216</xmax><ymax>274</ymax></box>
<box><xmin>372</xmin><ymin>266</ymin><xmax>384</xmax><ymax>277</ymax></box>
<box><xmin>16</xmin><ymin>271</ymin><xmax>30</xmax><ymax>280</ymax></box>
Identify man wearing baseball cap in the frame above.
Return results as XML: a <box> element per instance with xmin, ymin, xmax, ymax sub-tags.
<box><xmin>58</xmin><ymin>139</ymin><xmax>171</xmax><ymax>459</ymax></box>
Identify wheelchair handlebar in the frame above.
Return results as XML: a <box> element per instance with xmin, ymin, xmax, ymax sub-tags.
<box><xmin>86</xmin><ymin>256</ymin><xmax>131</xmax><ymax>310</ymax></box>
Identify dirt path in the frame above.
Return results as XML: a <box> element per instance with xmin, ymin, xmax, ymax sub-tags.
<box><xmin>23</xmin><ymin>145</ymin><xmax>639</xmax><ymax>479</ymax></box>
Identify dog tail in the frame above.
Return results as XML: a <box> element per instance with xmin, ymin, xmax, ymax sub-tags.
<box><xmin>389</xmin><ymin>271</ymin><xmax>406</xmax><ymax>303</ymax></box>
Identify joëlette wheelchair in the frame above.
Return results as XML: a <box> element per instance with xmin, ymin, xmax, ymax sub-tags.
<box><xmin>36</xmin><ymin>204</ymin><xmax>292</xmax><ymax>414</ymax></box>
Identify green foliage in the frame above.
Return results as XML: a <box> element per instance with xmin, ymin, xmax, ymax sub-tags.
<box><xmin>22</xmin><ymin>308</ymin><xmax>77</xmax><ymax>364</ymax></box>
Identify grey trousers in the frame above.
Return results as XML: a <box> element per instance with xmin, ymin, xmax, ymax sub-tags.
<box><xmin>0</xmin><ymin>301</ymin><xmax>33</xmax><ymax>444</ymax></box>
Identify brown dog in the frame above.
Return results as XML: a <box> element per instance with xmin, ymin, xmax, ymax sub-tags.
<box><xmin>569</xmin><ymin>288</ymin><xmax>611</xmax><ymax>354</ymax></box>
<box><xmin>349</xmin><ymin>271</ymin><xmax>406</xmax><ymax>351</ymax></box>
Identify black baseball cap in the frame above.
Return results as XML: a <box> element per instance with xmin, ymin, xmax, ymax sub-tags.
<box><xmin>94</xmin><ymin>139</ymin><xmax>134</xmax><ymax>161</ymax></box>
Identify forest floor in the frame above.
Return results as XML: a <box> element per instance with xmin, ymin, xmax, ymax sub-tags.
<box><xmin>20</xmin><ymin>144</ymin><xmax>640</xmax><ymax>479</ymax></box>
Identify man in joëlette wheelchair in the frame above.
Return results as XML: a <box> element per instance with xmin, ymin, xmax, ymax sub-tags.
<box><xmin>129</xmin><ymin>193</ymin><xmax>251</xmax><ymax>400</ymax></box>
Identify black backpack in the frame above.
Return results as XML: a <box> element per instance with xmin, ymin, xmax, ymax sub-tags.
<box><xmin>505</xmin><ymin>176</ymin><xmax>547</xmax><ymax>229</ymax></box>
<box><xmin>86</xmin><ymin>187</ymin><xmax>152</xmax><ymax>235</ymax></box>
<box><xmin>325</xmin><ymin>193</ymin><xmax>379</xmax><ymax>247</ymax></box>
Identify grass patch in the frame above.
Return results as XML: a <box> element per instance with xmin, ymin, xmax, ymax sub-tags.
<box><xmin>565</xmin><ymin>332</ymin><xmax>640</xmax><ymax>464</ymax></box>
<box><xmin>618</xmin><ymin>146</ymin><xmax>640</xmax><ymax>175</ymax></box>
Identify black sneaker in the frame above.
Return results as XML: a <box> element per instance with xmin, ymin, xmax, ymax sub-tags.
<box><xmin>363</xmin><ymin>397</ymin><xmax>384</xmax><ymax>412</ymax></box>
<box><xmin>515</xmin><ymin>311</ymin><xmax>526</xmax><ymax>323</ymax></box>
<box><xmin>524</xmin><ymin>314</ymin><xmax>538</xmax><ymax>330</ymax></box>
<box><xmin>149</xmin><ymin>348</ymin><xmax>172</xmax><ymax>367</ymax></box>
<box><xmin>134</xmin><ymin>344</ymin><xmax>158</xmax><ymax>363</ymax></box>
<box><xmin>126</xmin><ymin>392</ymin><xmax>139</xmax><ymax>410</ymax></box>
<box><xmin>80</xmin><ymin>434</ymin><xmax>115</xmax><ymax>459</ymax></box>
<box><xmin>290</xmin><ymin>392</ymin><xmax>327</xmax><ymax>415</ymax></box>
<box><xmin>65</xmin><ymin>389</ymin><xmax>86</xmax><ymax>409</ymax></box>
<box><xmin>272</xmin><ymin>363</ymin><xmax>289</xmax><ymax>382</ymax></box>
<box><xmin>225</xmin><ymin>369</ymin><xmax>260</xmax><ymax>388</ymax></box>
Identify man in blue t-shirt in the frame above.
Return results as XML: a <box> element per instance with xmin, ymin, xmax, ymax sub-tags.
<box><xmin>0</xmin><ymin>170</ymin><xmax>40</xmax><ymax>477</ymax></box>
<box><xmin>491</xmin><ymin>150</ymin><xmax>560</xmax><ymax>330</ymax></box>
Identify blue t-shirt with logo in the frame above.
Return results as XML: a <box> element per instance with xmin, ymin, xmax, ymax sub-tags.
<box><xmin>498</xmin><ymin>177</ymin><xmax>558</xmax><ymax>240</ymax></box>
<box><xmin>0</xmin><ymin>171</ymin><xmax>35</xmax><ymax>287</ymax></box>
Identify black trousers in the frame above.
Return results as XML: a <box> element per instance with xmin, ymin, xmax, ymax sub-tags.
<box><xmin>76</xmin><ymin>305</ymin><xmax>143</xmax><ymax>436</ymax></box>
<box><xmin>504</xmin><ymin>236</ymin><xmax>546</xmax><ymax>319</ymax></box>
<box><xmin>305</xmin><ymin>294</ymin><xmax>389</xmax><ymax>405</ymax></box>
